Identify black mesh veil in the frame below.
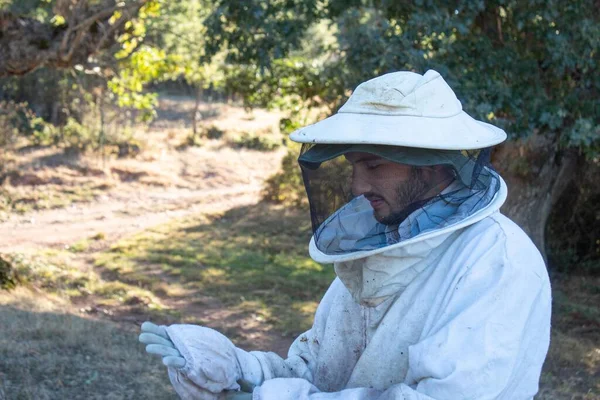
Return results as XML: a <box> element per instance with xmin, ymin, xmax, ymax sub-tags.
<box><xmin>298</xmin><ymin>144</ymin><xmax>500</xmax><ymax>256</ymax></box>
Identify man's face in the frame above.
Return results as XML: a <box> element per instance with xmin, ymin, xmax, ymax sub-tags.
<box><xmin>345</xmin><ymin>152</ymin><xmax>430</xmax><ymax>225</ymax></box>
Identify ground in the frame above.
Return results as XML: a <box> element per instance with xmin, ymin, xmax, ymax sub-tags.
<box><xmin>0</xmin><ymin>96</ymin><xmax>598</xmax><ymax>399</ymax></box>
<box><xmin>0</xmin><ymin>97</ymin><xmax>302</xmax><ymax>399</ymax></box>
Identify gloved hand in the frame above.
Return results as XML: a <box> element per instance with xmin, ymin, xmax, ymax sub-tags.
<box><xmin>163</xmin><ymin>324</ymin><xmax>243</xmax><ymax>393</ymax></box>
<box><xmin>139</xmin><ymin>321</ymin><xmax>186</xmax><ymax>368</ymax></box>
<box><xmin>140</xmin><ymin>321</ymin><xmax>260</xmax><ymax>399</ymax></box>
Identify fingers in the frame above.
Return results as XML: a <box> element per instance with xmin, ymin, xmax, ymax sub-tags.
<box><xmin>140</xmin><ymin>322</ymin><xmax>186</xmax><ymax>369</ymax></box>
<box><xmin>146</xmin><ymin>344</ymin><xmax>182</xmax><ymax>358</ymax></box>
<box><xmin>141</xmin><ymin>321</ymin><xmax>169</xmax><ymax>340</ymax></box>
<box><xmin>163</xmin><ymin>355</ymin><xmax>186</xmax><ymax>368</ymax></box>
<box><xmin>139</xmin><ymin>332</ymin><xmax>175</xmax><ymax>347</ymax></box>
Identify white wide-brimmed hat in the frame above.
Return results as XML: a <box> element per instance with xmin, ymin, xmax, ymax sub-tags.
<box><xmin>289</xmin><ymin>69</ymin><xmax>506</xmax><ymax>150</ymax></box>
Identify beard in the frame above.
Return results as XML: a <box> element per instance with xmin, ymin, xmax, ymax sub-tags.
<box><xmin>375</xmin><ymin>167</ymin><xmax>431</xmax><ymax>226</ymax></box>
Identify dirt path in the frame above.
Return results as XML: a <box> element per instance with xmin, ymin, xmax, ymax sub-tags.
<box><xmin>0</xmin><ymin>179</ymin><xmax>296</xmax><ymax>354</ymax></box>
<box><xmin>0</xmin><ymin>184</ymin><xmax>263</xmax><ymax>252</ymax></box>
<box><xmin>0</xmin><ymin>95</ymin><xmax>287</xmax><ymax>251</ymax></box>
<box><xmin>1</xmin><ymin>97</ymin><xmax>296</xmax><ymax>355</ymax></box>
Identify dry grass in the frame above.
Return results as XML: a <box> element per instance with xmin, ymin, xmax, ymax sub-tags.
<box><xmin>0</xmin><ymin>288</ymin><xmax>175</xmax><ymax>400</ymax></box>
<box><xmin>537</xmin><ymin>275</ymin><xmax>600</xmax><ymax>399</ymax></box>
<box><xmin>95</xmin><ymin>202</ymin><xmax>333</xmax><ymax>337</ymax></box>
<box><xmin>0</xmin><ymin>95</ymin><xmax>285</xmax><ymax>220</ymax></box>
<box><xmin>4</xmin><ymin>251</ymin><xmax>166</xmax><ymax>311</ymax></box>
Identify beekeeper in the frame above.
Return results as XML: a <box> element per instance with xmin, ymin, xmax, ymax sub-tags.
<box><xmin>139</xmin><ymin>70</ymin><xmax>552</xmax><ymax>400</ymax></box>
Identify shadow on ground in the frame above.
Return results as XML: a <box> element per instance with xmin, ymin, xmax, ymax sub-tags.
<box><xmin>94</xmin><ymin>202</ymin><xmax>334</xmax><ymax>350</ymax></box>
<box><xmin>0</xmin><ymin>304</ymin><xmax>175</xmax><ymax>400</ymax></box>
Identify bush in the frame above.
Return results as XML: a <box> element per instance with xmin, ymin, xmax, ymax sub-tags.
<box><xmin>114</xmin><ymin>141</ymin><xmax>142</xmax><ymax>158</ymax></box>
<box><xmin>205</xmin><ymin>125</ymin><xmax>224</xmax><ymax>140</ymax></box>
<box><xmin>178</xmin><ymin>132</ymin><xmax>204</xmax><ymax>149</ymax></box>
<box><xmin>0</xmin><ymin>254</ymin><xmax>19</xmax><ymax>290</ymax></box>
<box><xmin>0</xmin><ymin>102</ymin><xmax>101</xmax><ymax>152</ymax></box>
<box><xmin>0</xmin><ymin>101</ymin><xmax>55</xmax><ymax>147</ymax></box>
<box><xmin>0</xmin><ymin>101</ymin><xmax>24</xmax><ymax>148</ymax></box>
<box><xmin>178</xmin><ymin>125</ymin><xmax>225</xmax><ymax>149</ymax></box>
<box><xmin>262</xmin><ymin>145</ymin><xmax>307</xmax><ymax>208</ymax></box>
<box><xmin>59</xmin><ymin>117</ymin><xmax>97</xmax><ymax>151</ymax></box>
<box><xmin>230</xmin><ymin>132</ymin><xmax>281</xmax><ymax>151</ymax></box>
<box><xmin>279</xmin><ymin>117</ymin><xmax>303</xmax><ymax>135</ymax></box>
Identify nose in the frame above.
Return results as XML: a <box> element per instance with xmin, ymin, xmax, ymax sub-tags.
<box><xmin>351</xmin><ymin>168</ymin><xmax>371</xmax><ymax>197</ymax></box>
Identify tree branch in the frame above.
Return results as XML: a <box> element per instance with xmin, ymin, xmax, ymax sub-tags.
<box><xmin>0</xmin><ymin>0</ymin><xmax>148</xmax><ymax>77</ymax></box>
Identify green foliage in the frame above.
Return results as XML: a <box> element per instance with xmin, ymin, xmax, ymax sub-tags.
<box><xmin>565</xmin><ymin>119</ymin><xmax>600</xmax><ymax>160</ymax></box>
<box><xmin>0</xmin><ymin>0</ymin><xmax>54</xmax><ymax>21</ymax></box>
<box><xmin>222</xmin><ymin>57</ymin><xmax>336</xmax><ymax>113</ymax></box>
<box><xmin>108</xmin><ymin>45</ymin><xmax>179</xmax><ymax>122</ymax></box>
<box><xmin>95</xmin><ymin>203</ymin><xmax>331</xmax><ymax>334</ymax></box>
<box><xmin>105</xmin><ymin>1</ymin><xmax>175</xmax><ymax>122</ymax></box>
<box><xmin>262</xmin><ymin>144</ymin><xmax>307</xmax><ymax>208</ymax></box>
<box><xmin>68</xmin><ymin>239</ymin><xmax>90</xmax><ymax>253</ymax></box>
<box><xmin>279</xmin><ymin>117</ymin><xmax>304</xmax><ymax>136</ymax></box>
<box><xmin>0</xmin><ymin>254</ymin><xmax>19</xmax><ymax>290</ymax></box>
<box><xmin>205</xmin><ymin>0</ymin><xmax>599</xmax><ymax>159</ymax></box>
<box><xmin>229</xmin><ymin>132</ymin><xmax>281</xmax><ymax>151</ymax></box>
<box><xmin>144</xmin><ymin>0</ymin><xmax>226</xmax><ymax>91</ymax></box>
<box><xmin>59</xmin><ymin>117</ymin><xmax>97</xmax><ymax>151</ymax></box>
<box><xmin>0</xmin><ymin>101</ymin><xmax>56</xmax><ymax>147</ymax></box>
<box><xmin>0</xmin><ymin>101</ymin><xmax>31</xmax><ymax>147</ymax></box>
<box><xmin>205</xmin><ymin>125</ymin><xmax>225</xmax><ymax>140</ymax></box>
<box><xmin>179</xmin><ymin>125</ymin><xmax>225</xmax><ymax>149</ymax></box>
<box><xmin>203</xmin><ymin>1</ymin><xmax>325</xmax><ymax>67</ymax></box>
<box><xmin>90</xmin><ymin>232</ymin><xmax>107</xmax><ymax>241</ymax></box>
<box><xmin>180</xmin><ymin>131</ymin><xmax>204</xmax><ymax>149</ymax></box>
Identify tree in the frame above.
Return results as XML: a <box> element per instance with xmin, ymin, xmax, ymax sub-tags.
<box><xmin>0</xmin><ymin>0</ymin><xmax>173</xmax><ymax>149</ymax></box>
<box><xmin>145</xmin><ymin>0</ymin><xmax>226</xmax><ymax>134</ymax></box>
<box><xmin>203</xmin><ymin>0</ymin><xmax>600</xmax><ymax>260</ymax></box>
<box><xmin>0</xmin><ymin>0</ymin><xmax>149</xmax><ymax>77</ymax></box>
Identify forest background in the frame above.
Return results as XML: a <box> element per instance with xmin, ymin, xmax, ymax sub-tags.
<box><xmin>0</xmin><ymin>0</ymin><xmax>598</xmax><ymax>399</ymax></box>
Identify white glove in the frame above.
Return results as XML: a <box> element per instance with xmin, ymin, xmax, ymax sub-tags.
<box><xmin>164</xmin><ymin>324</ymin><xmax>244</xmax><ymax>393</ymax></box>
<box><xmin>139</xmin><ymin>321</ymin><xmax>186</xmax><ymax>368</ymax></box>
<box><xmin>140</xmin><ymin>322</ymin><xmax>261</xmax><ymax>399</ymax></box>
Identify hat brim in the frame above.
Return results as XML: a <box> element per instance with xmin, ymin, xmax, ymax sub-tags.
<box><xmin>289</xmin><ymin>111</ymin><xmax>506</xmax><ymax>150</ymax></box>
<box><xmin>298</xmin><ymin>144</ymin><xmax>477</xmax><ymax>187</ymax></box>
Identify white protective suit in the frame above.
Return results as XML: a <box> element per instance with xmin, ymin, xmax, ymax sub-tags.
<box><xmin>166</xmin><ymin>176</ymin><xmax>552</xmax><ymax>400</ymax></box>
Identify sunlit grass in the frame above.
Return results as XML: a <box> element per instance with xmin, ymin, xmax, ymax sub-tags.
<box><xmin>4</xmin><ymin>251</ymin><xmax>166</xmax><ymax>311</ymax></box>
<box><xmin>94</xmin><ymin>202</ymin><xmax>336</xmax><ymax>335</ymax></box>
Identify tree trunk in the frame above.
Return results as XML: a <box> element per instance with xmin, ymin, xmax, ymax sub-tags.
<box><xmin>192</xmin><ymin>85</ymin><xmax>203</xmax><ymax>135</ymax></box>
<box><xmin>493</xmin><ymin>135</ymin><xmax>580</xmax><ymax>263</ymax></box>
